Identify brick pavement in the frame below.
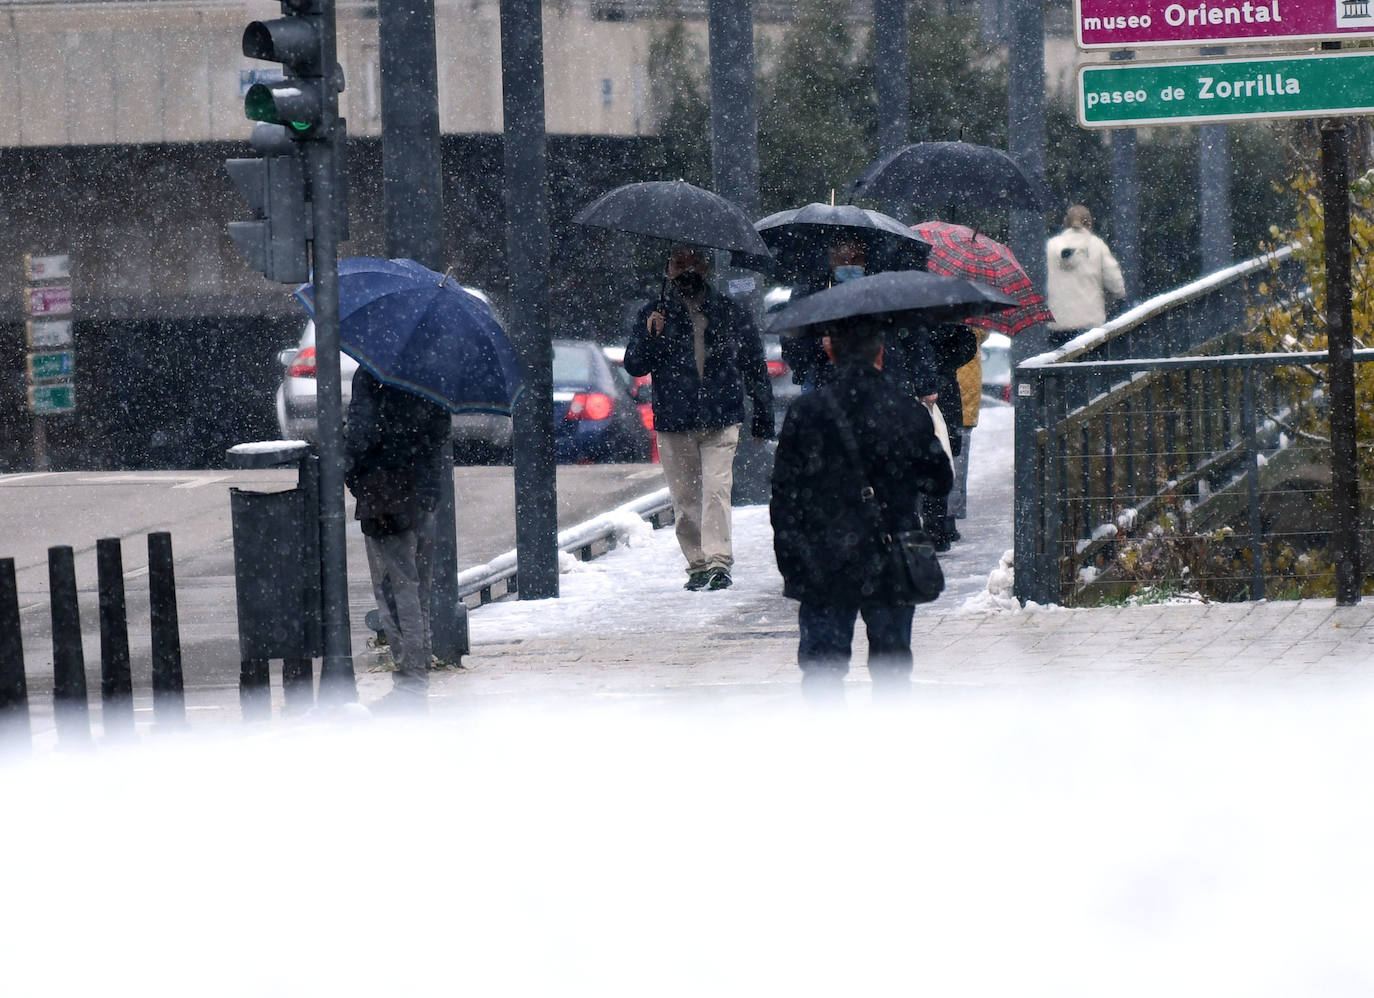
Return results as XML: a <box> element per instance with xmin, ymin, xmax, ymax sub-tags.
<box><xmin>398</xmin><ymin>595</ymin><xmax>1374</xmax><ymax>710</ymax></box>
<box><xmin>15</xmin><ymin>594</ymin><xmax>1369</xmax><ymax>749</ymax></box>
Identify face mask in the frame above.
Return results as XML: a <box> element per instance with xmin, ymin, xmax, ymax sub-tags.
<box><xmin>673</xmin><ymin>271</ymin><xmax>706</xmax><ymax>297</ymax></box>
<box><xmin>832</xmin><ymin>265</ymin><xmax>864</xmax><ymax>283</ymax></box>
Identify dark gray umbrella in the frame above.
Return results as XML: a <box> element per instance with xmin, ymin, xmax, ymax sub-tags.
<box><xmin>849</xmin><ymin>141</ymin><xmax>1050</xmax><ymax>212</ymax></box>
<box><xmin>573</xmin><ymin>180</ymin><xmax>772</xmax><ymax>257</ymax></box>
<box><xmin>754</xmin><ymin>202</ymin><xmax>931</xmax><ymax>282</ymax></box>
<box><xmin>764</xmin><ymin>269</ymin><xmax>1017</xmax><ymax>335</ymax></box>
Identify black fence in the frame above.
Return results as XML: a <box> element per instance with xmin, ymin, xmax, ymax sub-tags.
<box><xmin>1010</xmin><ymin>245</ymin><xmax>1374</xmax><ymax>605</ymax></box>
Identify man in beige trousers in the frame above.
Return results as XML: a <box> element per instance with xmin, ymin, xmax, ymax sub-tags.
<box><xmin>625</xmin><ymin>247</ymin><xmax>775</xmax><ymax>591</ymax></box>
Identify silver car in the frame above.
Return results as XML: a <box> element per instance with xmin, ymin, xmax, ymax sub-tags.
<box><xmin>274</xmin><ymin>289</ymin><xmax>514</xmax><ymax>463</ymax></box>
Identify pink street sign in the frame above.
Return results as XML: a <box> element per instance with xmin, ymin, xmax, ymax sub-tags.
<box><xmin>27</xmin><ymin>285</ymin><xmax>72</xmax><ymax>316</ymax></box>
<box><xmin>1076</xmin><ymin>0</ymin><xmax>1374</xmax><ymax>48</ymax></box>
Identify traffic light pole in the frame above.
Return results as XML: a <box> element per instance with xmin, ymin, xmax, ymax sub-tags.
<box><xmin>307</xmin><ymin>137</ymin><xmax>357</xmax><ymax>700</ymax></box>
<box><xmin>232</xmin><ymin>0</ymin><xmax>355</xmax><ymax>691</ymax></box>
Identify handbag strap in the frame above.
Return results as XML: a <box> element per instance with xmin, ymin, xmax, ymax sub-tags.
<box><xmin>820</xmin><ymin>387</ymin><xmax>892</xmax><ymax>542</ymax></box>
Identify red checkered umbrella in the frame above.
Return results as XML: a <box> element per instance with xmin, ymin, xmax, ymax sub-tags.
<box><xmin>908</xmin><ymin>220</ymin><xmax>1053</xmax><ymax>335</ymax></box>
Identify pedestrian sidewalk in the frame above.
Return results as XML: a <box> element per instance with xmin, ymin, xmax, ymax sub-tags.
<box><xmin>415</xmin><ymin>592</ymin><xmax>1374</xmax><ymax>709</ymax></box>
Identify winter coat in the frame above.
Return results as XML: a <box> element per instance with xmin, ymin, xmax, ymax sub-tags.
<box><xmin>1045</xmin><ymin>226</ymin><xmax>1126</xmax><ymax>331</ymax></box>
<box><xmin>883</xmin><ymin>323</ymin><xmax>977</xmax><ymax>454</ymax></box>
<box><xmin>770</xmin><ymin>365</ymin><xmax>953</xmax><ymax>606</ymax></box>
<box><xmin>625</xmin><ymin>288</ymin><xmax>775</xmax><ymax>438</ymax></box>
<box><xmin>344</xmin><ymin>368</ymin><xmax>451</xmax><ymax>535</ymax></box>
<box><xmin>956</xmin><ymin>327</ymin><xmax>990</xmax><ymax>427</ymax></box>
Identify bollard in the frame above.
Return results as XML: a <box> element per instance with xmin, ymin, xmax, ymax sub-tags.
<box><xmin>239</xmin><ymin>658</ymin><xmax>271</xmax><ymax>722</ymax></box>
<box><xmin>49</xmin><ymin>545</ymin><xmax>91</xmax><ymax>746</ymax></box>
<box><xmin>96</xmin><ymin>538</ymin><xmax>135</xmax><ymax>737</ymax></box>
<box><xmin>282</xmin><ymin>657</ymin><xmax>314</xmax><ymax>714</ymax></box>
<box><xmin>147</xmin><ymin>532</ymin><xmax>186</xmax><ymax>728</ymax></box>
<box><xmin>0</xmin><ymin>558</ymin><xmax>30</xmax><ymax>746</ymax></box>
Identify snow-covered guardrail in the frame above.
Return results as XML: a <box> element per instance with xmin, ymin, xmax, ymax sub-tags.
<box><xmin>455</xmin><ymin>488</ymin><xmax>674</xmax><ymax>606</ymax></box>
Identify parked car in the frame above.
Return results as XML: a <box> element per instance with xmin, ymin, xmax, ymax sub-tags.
<box><xmin>601</xmin><ymin>344</ymin><xmax>658</xmax><ymax>462</ymax></box>
<box><xmin>981</xmin><ymin>331</ymin><xmax>1013</xmax><ymax>403</ymax></box>
<box><xmin>274</xmin><ymin>287</ymin><xmax>514</xmax><ymax>463</ymax></box>
<box><xmin>552</xmin><ymin>339</ymin><xmax>653</xmax><ymax>463</ymax></box>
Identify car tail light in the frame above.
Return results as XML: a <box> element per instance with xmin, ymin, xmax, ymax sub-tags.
<box><xmin>766</xmin><ymin>359</ymin><xmax>788</xmax><ymax>379</ymax></box>
<box><xmin>1003</xmin><ymin>384</ymin><xmax>1012</xmax><ymax>403</ymax></box>
<box><xmin>287</xmin><ymin>346</ymin><xmax>317</xmax><ymax>378</ymax></box>
<box><xmin>637</xmin><ymin>403</ymin><xmax>654</xmax><ymax>432</ymax></box>
<box><xmin>566</xmin><ymin>391</ymin><xmax>614</xmax><ymax>421</ymax></box>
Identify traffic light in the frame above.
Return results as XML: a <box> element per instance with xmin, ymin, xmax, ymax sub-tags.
<box><xmin>226</xmin><ymin>123</ymin><xmax>309</xmax><ymax>283</ymax></box>
<box><xmin>241</xmin><ymin>0</ymin><xmax>340</xmax><ymax>141</ymax></box>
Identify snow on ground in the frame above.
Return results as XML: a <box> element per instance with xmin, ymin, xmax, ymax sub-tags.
<box><xmin>475</xmin><ymin>402</ymin><xmax>1019</xmax><ymax>642</ymax></box>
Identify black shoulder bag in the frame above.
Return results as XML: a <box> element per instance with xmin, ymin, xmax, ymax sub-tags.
<box><xmin>821</xmin><ymin>390</ymin><xmax>944</xmax><ymax>604</ymax></box>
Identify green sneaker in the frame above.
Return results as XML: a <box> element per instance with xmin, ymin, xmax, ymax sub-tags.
<box><xmin>684</xmin><ymin>570</ymin><xmax>711</xmax><ymax>591</ymax></box>
<box><xmin>705</xmin><ymin>567</ymin><xmax>733</xmax><ymax>590</ymax></box>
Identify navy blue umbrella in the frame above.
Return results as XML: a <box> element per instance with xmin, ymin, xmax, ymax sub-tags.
<box><xmin>295</xmin><ymin>257</ymin><xmax>523</xmax><ymax>415</ymax></box>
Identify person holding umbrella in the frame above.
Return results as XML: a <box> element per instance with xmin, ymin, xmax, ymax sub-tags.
<box><xmin>345</xmin><ymin>368</ymin><xmax>452</xmax><ymax>711</ymax></box>
<box><xmin>769</xmin><ymin>318</ymin><xmax>951</xmax><ymax>701</ymax></box>
<box><xmin>302</xmin><ymin>257</ymin><xmax>524</xmax><ymax>712</ymax></box>
<box><xmin>781</xmin><ymin>235</ymin><xmax>872</xmax><ymax>393</ymax></box>
<box><xmin>625</xmin><ymin>245</ymin><xmax>775</xmax><ymax>591</ymax></box>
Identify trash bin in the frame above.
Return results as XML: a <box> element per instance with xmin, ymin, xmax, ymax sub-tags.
<box><xmin>225</xmin><ymin>440</ymin><xmax>323</xmax><ymax>662</ymax></box>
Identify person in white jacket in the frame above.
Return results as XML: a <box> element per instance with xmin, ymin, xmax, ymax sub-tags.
<box><xmin>1045</xmin><ymin>205</ymin><xmax>1125</xmax><ymax>345</ymax></box>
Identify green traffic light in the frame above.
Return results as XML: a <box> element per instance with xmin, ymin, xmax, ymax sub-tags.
<box><xmin>245</xmin><ymin>83</ymin><xmax>321</xmax><ymax>137</ymax></box>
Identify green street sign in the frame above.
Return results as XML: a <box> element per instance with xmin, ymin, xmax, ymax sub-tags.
<box><xmin>28</xmin><ymin>350</ymin><xmax>74</xmax><ymax>381</ymax></box>
<box><xmin>29</xmin><ymin>383</ymin><xmax>75</xmax><ymax>414</ymax></box>
<box><xmin>1078</xmin><ymin>49</ymin><xmax>1374</xmax><ymax>128</ymax></box>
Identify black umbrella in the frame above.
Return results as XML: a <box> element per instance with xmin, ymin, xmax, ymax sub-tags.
<box><xmin>764</xmin><ymin>270</ymin><xmax>1017</xmax><ymax>335</ymax></box>
<box><xmin>754</xmin><ymin>202</ymin><xmax>931</xmax><ymax>282</ymax></box>
<box><xmin>849</xmin><ymin>141</ymin><xmax>1050</xmax><ymax>212</ymax></box>
<box><xmin>573</xmin><ymin>180</ymin><xmax>772</xmax><ymax>257</ymax></box>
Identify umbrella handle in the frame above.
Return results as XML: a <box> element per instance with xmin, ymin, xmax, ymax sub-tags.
<box><xmin>656</xmin><ymin>273</ymin><xmax>668</xmax><ymax>313</ymax></box>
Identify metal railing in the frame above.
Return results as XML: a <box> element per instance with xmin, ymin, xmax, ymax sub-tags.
<box><xmin>1010</xmin><ymin>244</ymin><xmax>1374</xmax><ymax>605</ymax></box>
<box><xmin>456</xmin><ymin>488</ymin><xmax>674</xmax><ymax>606</ymax></box>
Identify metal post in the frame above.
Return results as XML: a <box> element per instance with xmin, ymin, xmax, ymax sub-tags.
<box><xmin>378</xmin><ymin>0</ymin><xmax>464</xmax><ymax>658</ymax></box>
<box><xmin>308</xmin><ymin>140</ymin><xmax>356</xmax><ymax>695</ymax></box>
<box><xmin>147</xmin><ymin>532</ymin><xmax>186</xmax><ymax>727</ymax></box>
<box><xmin>48</xmin><ymin>545</ymin><xmax>90</xmax><ymax>746</ymax></box>
<box><xmin>306</xmin><ymin>2</ymin><xmax>358</xmax><ymax>695</ymax></box>
<box><xmin>708</xmin><ymin>0</ymin><xmax>759</xmax><ymax>217</ymax></box>
<box><xmin>873</xmin><ymin>0</ymin><xmax>910</xmax><ymax>158</ymax></box>
<box><xmin>96</xmin><ymin>538</ymin><xmax>134</xmax><ymax>736</ymax></box>
<box><xmin>1198</xmin><ymin>126</ymin><xmax>1233</xmax><ymax>274</ymax></box>
<box><xmin>1108</xmin><ymin>52</ymin><xmax>1140</xmax><ymax>308</ymax></box>
<box><xmin>0</xmin><ymin>558</ymin><xmax>30</xmax><ymax>744</ymax></box>
<box><xmin>500</xmin><ymin>0</ymin><xmax>559</xmax><ymax>600</ymax></box>
<box><xmin>1042</xmin><ymin>377</ymin><xmax>1065</xmax><ymax>605</ymax></box>
<box><xmin>1320</xmin><ymin>106</ymin><xmax>1362</xmax><ymax>605</ymax></box>
<box><xmin>1198</xmin><ymin>49</ymin><xmax>1234</xmax><ymax>275</ymax></box>
<box><xmin>1240</xmin><ymin>365</ymin><xmax>1266</xmax><ymax>601</ymax></box>
<box><xmin>1006</xmin><ymin>0</ymin><xmax>1046</xmax><ymax>301</ymax></box>
<box><xmin>1012</xmin><ymin>366</ymin><xmax>1041</xmax><ymax>605</ymax></box>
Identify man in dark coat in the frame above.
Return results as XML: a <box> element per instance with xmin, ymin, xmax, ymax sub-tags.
<box><xmin>770</xmin><ymin>321</ymin><xmax>952</xmax><ymax>699</ymax></box>
<box><xmin>344</xmin><ymin>368</ymin><xmax>451</xmax><ymax>709</ymax></box>
<box><xmin>625</xmin><ymin>246</ymin><xmax>774</xmax><ymax>592</ymax></box>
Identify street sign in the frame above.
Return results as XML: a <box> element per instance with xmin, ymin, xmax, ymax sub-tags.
<box><xmin>26</xmin><ymin>319</ymin><xmax>73</xmax><ymax>349</ymax></box>
<box><xmin>28</xmin><ymin>383</ymin><xmax>75</xmax><ymax>414</ymax></box>
<box><xmin>1075</xmin><ymin>0</ymin><xmax>1374</xmax><ymax>49</ymax></box>
<box><xmin>27</xmin><ymin>351</ymin><xmax>75</xmax><ymax>382</ymax></box>
<box><xmin>27</xmin><ymin>284</ymin><xmax>72</xmax><ymax>316</ymax></box>
<box><xmin>25</xmin><ymin>253</ymin><xmax>71</xmax><ymax>281</ymax></box>
<box><xmin>1078</xmin><ymin>49</ymin><xmax>1374</xmax><ymax>127</ymax></box>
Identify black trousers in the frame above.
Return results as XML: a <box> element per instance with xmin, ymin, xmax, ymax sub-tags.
<box><xmin>797</xmin><ymin>601</ymin><xmax>914</xmax><ymax>680</ymax></box>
